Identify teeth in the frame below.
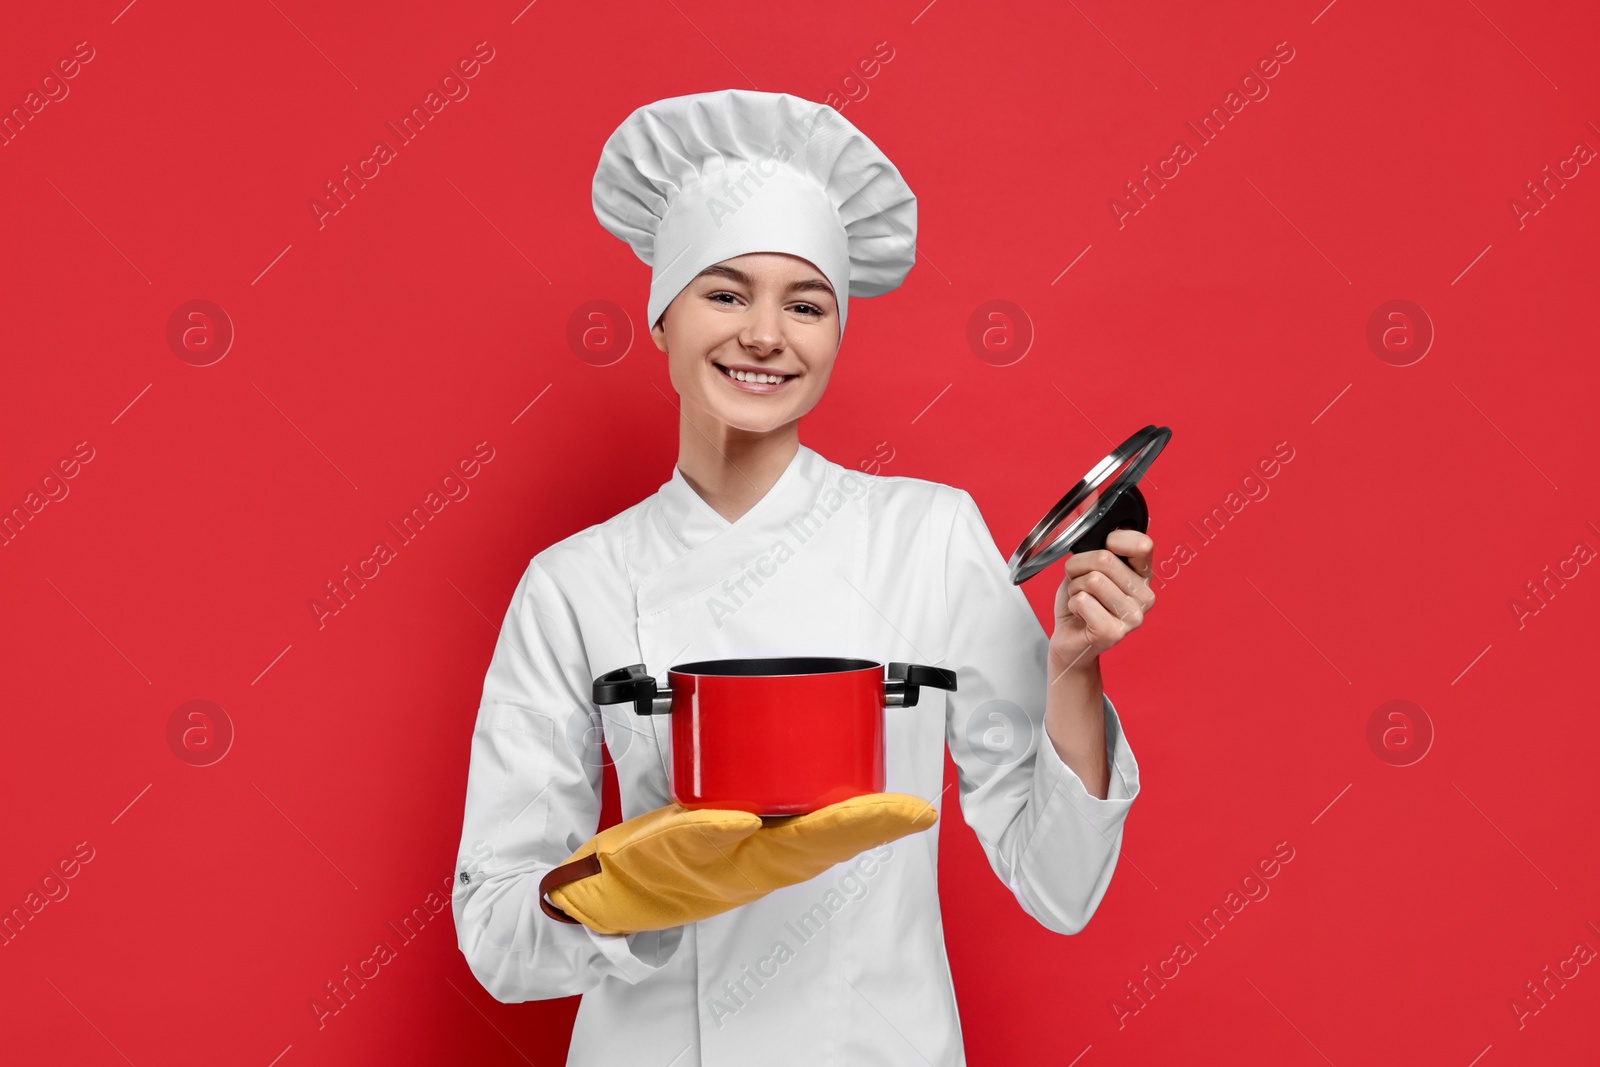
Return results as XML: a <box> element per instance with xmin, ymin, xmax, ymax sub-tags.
<box><xmin>725</xmin><ymin>367</ymin><xmax>788</xmax><ymax>384</ymax></box>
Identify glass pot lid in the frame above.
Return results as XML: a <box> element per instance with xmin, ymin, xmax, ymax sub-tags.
<box><xmin>1006</xmin><ymin>424</ymin><xmax>1173</xmax><ymax>585</ymax></box>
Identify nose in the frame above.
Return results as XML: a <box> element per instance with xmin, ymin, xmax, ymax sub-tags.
<box><xmin>738</xmin><ymin>296</ymin><xmax>785</xmax><ymax>357</ymax></box>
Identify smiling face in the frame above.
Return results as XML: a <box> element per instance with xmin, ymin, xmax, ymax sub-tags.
<box><xmin>650</xmin><ymin>252</ymin><xmax>841</xmax><ymax>435</ymax></box>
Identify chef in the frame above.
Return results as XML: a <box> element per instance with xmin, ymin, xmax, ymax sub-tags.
<box><xmin>451</xmin><ymin>88</ymin><xmax>1155</xmax><ymax>1065</ymax></box>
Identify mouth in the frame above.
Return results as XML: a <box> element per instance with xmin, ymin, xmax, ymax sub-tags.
<box><xmin>713</xmin><ymin>362</ymin><xmax>798</xmax><ymax>395</ymax></box>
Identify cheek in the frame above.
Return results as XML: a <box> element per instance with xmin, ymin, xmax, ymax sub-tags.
<box><xmin>667</xmin><ymin>355</ymin><xmax>707</xmax><ymax>398</ymax></box>
<box><xmin>804</xmin><ymin>353</ymin><xmax>838</xmax><ymax>389</ymax></box>
<box><xmin>790</xmin><ymin>365</ymin><xmax>834</xmax><ymax>412</ymax></box>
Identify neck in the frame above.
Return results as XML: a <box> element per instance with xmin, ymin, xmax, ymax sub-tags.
<box><xmin>676</xmin><ymin>411</ymin><xmax>800</xmax><ymax>525</ymax></box>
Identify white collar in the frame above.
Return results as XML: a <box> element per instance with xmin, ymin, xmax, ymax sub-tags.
<box><xmin>655</xmin><ymin>443</ymin><xmax>824</xmax><ymax>553</ymax></box>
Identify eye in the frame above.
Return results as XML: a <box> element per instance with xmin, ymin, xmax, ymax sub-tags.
<box><xmin>706</xmin><ymin>290</ymin><xmax>743</xmax><ymax>306</ymax></box>
<box><xmin>791</xmin><ymin>302</ymin><xmax>825</xmax><ymax>317</ymax></box>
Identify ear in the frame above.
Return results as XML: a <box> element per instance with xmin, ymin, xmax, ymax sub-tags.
<box><xmin>650</xmin><ymin>315</ymin><xmax>668</xmax><ymax>354</ymax></box>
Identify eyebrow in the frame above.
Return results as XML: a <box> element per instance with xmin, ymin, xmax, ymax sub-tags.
<box><xmin>695</xmin><ymin>264</ymin><xmax>835</xmax><ymax>297</ymax></box>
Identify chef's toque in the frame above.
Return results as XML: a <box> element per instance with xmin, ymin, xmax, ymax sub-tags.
<box><xmin>591</xmin><ymin>89</ymin><xmax>917</xmax><ymax>335</ymax></box>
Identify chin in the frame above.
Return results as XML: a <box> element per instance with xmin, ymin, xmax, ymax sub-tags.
<box><xmin>713</xmin><ymin>407</ymin><xmax>798</xmax><ymax>434</ymax></box>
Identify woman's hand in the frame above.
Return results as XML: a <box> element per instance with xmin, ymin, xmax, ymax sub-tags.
<box><xmin>1050</xmin><ymin>529</ymin><xmax>1157</xmax><ymax>673</ymax></box>
<box><xmin>541</xmin><ymin>794</ymin><xmax>937</xmax><ymax>936</ymax></box>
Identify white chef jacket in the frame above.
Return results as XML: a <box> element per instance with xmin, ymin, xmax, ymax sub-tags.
<box><xmin>451</xmin><ymin>443</ymin><xmax>1141</xmax><ymax>1065</ymax></box>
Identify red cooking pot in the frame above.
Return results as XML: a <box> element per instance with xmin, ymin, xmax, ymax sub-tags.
<box><xmin>592</xmin><ymin>658</ymin><xmax>958</xmax><ymax>816</ymax></box>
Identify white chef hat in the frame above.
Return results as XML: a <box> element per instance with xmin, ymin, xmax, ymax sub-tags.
<box><xmin>591</xmin><ymin>89</ymin><xmax>917</xmax><ymax>335</ymax></box>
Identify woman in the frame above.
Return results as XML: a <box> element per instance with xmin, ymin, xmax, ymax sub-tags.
<box><xmin>452</xmin><ymin>89</ymin><xmax>1154</xmax><ymax>1065</ymax></box>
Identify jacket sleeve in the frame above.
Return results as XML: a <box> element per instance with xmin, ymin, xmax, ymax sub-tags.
<box><xmin>940</xmin><ymin>489</ymin><xmax>1142</xmax><ymax>935</ymax></box>
<box><xmin>451</xmin><ymin>556</ymin><xmax>682</xmax><ymax>1001</ymax></box>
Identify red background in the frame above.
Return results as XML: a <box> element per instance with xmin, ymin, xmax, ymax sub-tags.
<box><xmin>2</xmin><ymin>0</ymin><xmax>1597</xmax><ymax>1063</ymax></box>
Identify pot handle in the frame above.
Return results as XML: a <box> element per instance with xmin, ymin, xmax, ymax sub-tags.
<box><xmin>885</xmin><ymin>662</ymin><xmax>958</xmax><ymax>708</ymax></box>
<box><xmin>593</xmin><ymin>663</ymin><xmax>674</xmax><ymax>716</ymax></box>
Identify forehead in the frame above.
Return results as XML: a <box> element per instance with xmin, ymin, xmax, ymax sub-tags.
<box><xmin>695</xmin><ymin>253</ymin><xmax>834</xmax><ymax>295</ymax></box>
<box><xmin>705</xmin><ymin>252</ymin><xmax>825</xmax><ymax>278</ymax></box>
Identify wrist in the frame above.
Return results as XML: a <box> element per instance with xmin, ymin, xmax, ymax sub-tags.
<box><xmin>1048</xmin><ymin>635</ymin><xmax>1100</xmax><ymax>676</ymax></box>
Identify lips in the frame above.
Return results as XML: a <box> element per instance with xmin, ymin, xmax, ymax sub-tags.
<box><xmin>714</xmin><ymin>362</ymin><xmax>797</xmax><ymax>394</ymax></box>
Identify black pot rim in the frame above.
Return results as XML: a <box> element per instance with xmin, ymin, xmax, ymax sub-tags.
<box><xmin>669</xmin><ymin>656</ymin><xmax>880</xmax><ymax>678</ymax></box>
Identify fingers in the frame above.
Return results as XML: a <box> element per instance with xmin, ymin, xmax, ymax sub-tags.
<box><xmin>1064</xmin><ymin>570</ymin><xmax>1146</xmax><ymax>631</ymax></box>
<box><xmin>1065</xmin><ymin>582</ymin><xmax>1128</xmax><ymax>647</ymax></box>
<box><xmin>1106</xmin><ymin>528</ymin><xmax>1156</xmax><ymax>581</ymax></box>
<box><xmin>1064</xmin><ymin>535</ymin><xmax>1153</xmax><ymax>588</ymax></box>
<box><xmin>1062</xmin><ymin>541</ymin><xmax>1156</xmax><ymax>616</ymax></box>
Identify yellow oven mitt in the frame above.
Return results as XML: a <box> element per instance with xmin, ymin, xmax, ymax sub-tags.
<box><xmin>540</xmin><ymin>793</ymin><xmax>937</xmax><ymax>936</ymax></box>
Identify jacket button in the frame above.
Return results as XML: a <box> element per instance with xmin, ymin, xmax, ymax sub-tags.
<box><xmin>459</xmin><ymin>871</ymin><xmax>471</xmax><ymax>884</ymax></box>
